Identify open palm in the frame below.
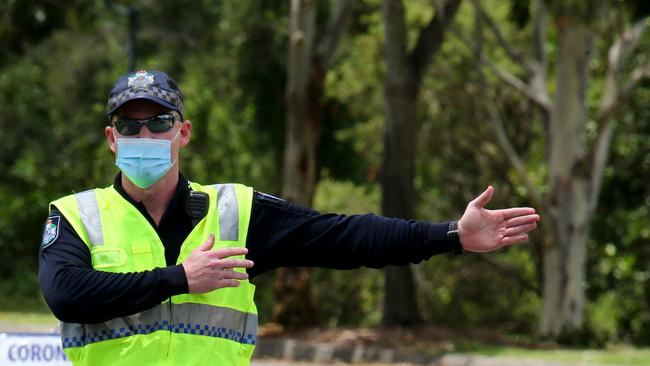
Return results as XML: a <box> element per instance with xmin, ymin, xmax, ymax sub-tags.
<box><xmin>458</xmin><ymin>186</ymin><xmax>540</xmax><ymax>253</ymax></box>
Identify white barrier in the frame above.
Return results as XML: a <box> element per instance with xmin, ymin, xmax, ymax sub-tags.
<box><xmin>0</xmin><ymin>333</ymin><xmax>70</xmax><ymax>365</ymax></box>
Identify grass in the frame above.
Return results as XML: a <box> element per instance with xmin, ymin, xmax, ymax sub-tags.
<box><xmin>457</xmin><ymin>342</ymin><xmax>650</xmax><ymax>365</ymax></box>
<box><xmin>482</xmin><ymin>347</ymin><xmax>650</xmax><ymax>365</ymax></box>
<box><xmin>0</xmin><ymin>311</ymin><xmax>58</xmax><ymax>327</ymax></box>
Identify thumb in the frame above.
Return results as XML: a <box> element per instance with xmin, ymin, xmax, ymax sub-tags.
<box><xmin>471</xmin><ymin>186</ymin><xmax>494</xmax><ymax>208</ymax></box>
<box><xmin>198</xmin><ymin>234</ymin><xmax>215</xmax><ymax>251</ymax></box>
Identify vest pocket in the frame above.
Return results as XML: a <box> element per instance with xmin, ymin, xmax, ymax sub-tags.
<box><xmin>131</xmin><ymin>242</ymin><xmax>155</xmax><ymax>270</ymax></box>
<box><xmin>91</xmin><ymin>247</ymin><xmax>127</xmax><ymax>269</ymax></box>
<box><xmin>131</xmin><ymin>242</ymin><xmax>152</xmax><ymax>255</ymax></box>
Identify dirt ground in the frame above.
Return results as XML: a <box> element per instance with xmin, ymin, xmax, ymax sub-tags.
<box><xmin>259</xmin><ymin>323</ymin><xmax>559</xmax><ymax>354</ymax></box>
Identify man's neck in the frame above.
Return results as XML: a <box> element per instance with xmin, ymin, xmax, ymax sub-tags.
<box><xmin>121</xmin><ymin>167</ymin><xmax>179</xmax><ymax>226</ymax></box>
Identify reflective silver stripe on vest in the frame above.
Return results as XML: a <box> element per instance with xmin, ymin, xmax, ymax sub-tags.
<box><xmin>213</xmin><ymin>184</ymin><xmax>239</xmax><ymax>241</ymax></box>
<box><xmin>61</xmin><ymin>303</ymin><xmax>257</xmax><ymax>348</ymax></box>
<box><xmin>75</xmin><ymin>190</ymin><xmax>104</xmax><ymax>246</ymax></box>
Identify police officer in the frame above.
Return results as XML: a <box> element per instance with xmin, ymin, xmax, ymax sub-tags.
<box><xmin>39</xmin><ymin>70</ymin><xmax>540</xmax><ymax>366</ymax></box>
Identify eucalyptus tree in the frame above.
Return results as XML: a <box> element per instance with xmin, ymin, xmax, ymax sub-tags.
<box><xmin>274</xmin><ymin>0</ymin><xmax>354</xmax><ymax>325</ymax></box>
<box><xmin>469</xmin><ymin>0</ymin><xmax>649</xmax><ymax>336</ymax></box>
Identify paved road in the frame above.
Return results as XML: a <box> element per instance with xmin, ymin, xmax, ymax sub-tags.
<box><xmin>252</xmin><ymin>357</ymin><xmax>587</xmax><ymax>366</ymax></box>
<box><xmin>253</xmin><ymin>362</ymin><xmax>404</xmax><ymax>366</ymax></box>
<box><xmin>253</xmin><ymin>362</ymin><xmax>331</xmax><ymax>366</ymax></box>
<box><xmin>0</xmin><ymin>322</ymin><xmax>58</xmax><ymax>333</ymax></box>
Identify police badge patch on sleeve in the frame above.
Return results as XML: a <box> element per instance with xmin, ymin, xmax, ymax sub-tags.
<box><xmin>41</xmin><ymin>215</ymin><xmax>61</xmax><ymax>249</ymax></box>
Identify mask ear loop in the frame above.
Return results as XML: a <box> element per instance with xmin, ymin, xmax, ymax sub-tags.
<box><xmin>111</xmin><ymin>126</ymin><xmax>129</xmax><ymax>155</ymax></box>
<box><xmin>171</xmin><ymin>124</ymin><xmax>182</xmax><ymax>141</ymax></box>
<box><xmin>169</xmin><ymin>125</ymin><xmax>183</xmax><ymax>166</ymax></box>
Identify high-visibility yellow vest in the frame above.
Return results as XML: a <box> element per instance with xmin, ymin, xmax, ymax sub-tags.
<box><xmin>51</xmin><ymin>182</ymin><xmax>257</xmax><ymax>366</ymax></box>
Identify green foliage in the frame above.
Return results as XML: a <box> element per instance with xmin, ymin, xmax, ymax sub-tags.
<box><xmin>415</xmin><ymin>249</ymin><xmax>540</xmax><ymax>333</ymax></box>
<box><xmin>586</xmin><ymin>291</ymin><xmax>624</xmax><ymax>344</ymax></box>
<box><xmin>310</xmin><ymin>179</ymin><xmax>383</xmax><ymax>327</ymax></box>
<box><xmin>0</xmin><ymin>9</ymin><xmax>120</xmax><ymax>305</ymax></box>
<box><xmin>0</xmin><ymin>1</ymin><xmax>99</xmax><ymax>66</ymax></box>
<box><xmin>589</xmin><ymin>80</ymin><xmax>650</xmax><ymax>344</ymax></box>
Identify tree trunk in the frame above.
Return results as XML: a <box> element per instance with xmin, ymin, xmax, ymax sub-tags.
<box><xmin>381</xmin><ymin>87</ymin><xmax>420</xmax><ymax>325</ymax></box>
<box><xmin>540</xmin><ymin>16</ymin><xmax>594</xmax><ymax>336</ymax></box>
<box><xmin>283</xmin><ymin>0</ymin><xmax>318</xmax><ymax>206</ymax></box>
<box><xmin>381</xmin><ymin>0</ymin><xmax>421</xmax><ymax>326</ymax></box>
<box><xmin>273</xmin><ymin>0</ymin><xmax>318</xmax><ymax>327</ymax></box>
<box><xmin>380</xmin><ymin>0</ymin><xmax>462</xmax><ymax>326</ymax></box>
<box><xmin>273</xmin><ymin>0</ymin><xmax>354</xmax><ymax>327</ymax></box>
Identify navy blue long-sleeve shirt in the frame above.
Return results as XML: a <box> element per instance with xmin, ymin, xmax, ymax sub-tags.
<box><xmin>39</xmin><ymin>174</ymin><xmax>460</xmax><ymax>324</ymax></box>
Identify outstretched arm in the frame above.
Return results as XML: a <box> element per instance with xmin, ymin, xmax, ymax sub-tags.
<box><xmin>458</xmin><ymin>186</ymin><xmax>540</xmax><ymax>252</ymax></box>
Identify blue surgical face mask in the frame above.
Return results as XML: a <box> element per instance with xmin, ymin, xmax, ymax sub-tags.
<box><xmin>115</xmin><ymin>129</ymin><xmax>181</xmax><ymax>189</ymax></box>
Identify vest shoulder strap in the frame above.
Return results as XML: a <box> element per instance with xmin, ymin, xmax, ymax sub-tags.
<box><xmin>73</xmin><ymin>189</ymin><xmax>104</xmax><ymax>246</ymax></box>
<box><xmin>51</xmin><ymin>187</ymin><xmax>116</xmax><ymax>248</ymax></box>
<box><xmin>190</xmin><ymin>183</ymin><xmax>253</xmax><ymax>244</ymax></box>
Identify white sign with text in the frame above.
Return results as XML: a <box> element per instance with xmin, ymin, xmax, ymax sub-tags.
<box><xmin>0</xmin><ymin>333</ymin><xmax>70</xmax><ymax>365</ymax></box>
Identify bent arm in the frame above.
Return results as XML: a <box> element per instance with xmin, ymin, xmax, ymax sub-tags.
<box><xmin>39</xmin><ymin>208</ymin><xmax>187</xmax><ymax>324</ymax></box>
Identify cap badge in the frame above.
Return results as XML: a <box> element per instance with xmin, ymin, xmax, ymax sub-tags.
<box><xmin>128</xmin><ymin>70</ymin><xmax>155</xmax><ymax>89</ymax></box>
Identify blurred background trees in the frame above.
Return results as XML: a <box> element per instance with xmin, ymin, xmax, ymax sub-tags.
<box><xmin>1</xmin><ymin>0</ymin><xmax>649</xmax><ymax>346</ymax></box>
<box><xmin>380</xmin><ymin>0</ymin><xmax>462</xmax><ymax>327</ymax></box>
<box><xmin>468</xmin><ymin>0</ymin><xmax>650</xmax><ymax>339</ymax></box>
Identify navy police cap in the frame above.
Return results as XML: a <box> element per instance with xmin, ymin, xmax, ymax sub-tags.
<box><xmin>107</xmin><ymin>70</ymin><xmax>184</xmax><ymax>118</ymax></box>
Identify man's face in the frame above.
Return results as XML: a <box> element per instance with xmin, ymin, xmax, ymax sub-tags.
<box><xmin>105</xmin><ymin>99</ymin><xmax>192</xmax><ymax>159</ymax></box>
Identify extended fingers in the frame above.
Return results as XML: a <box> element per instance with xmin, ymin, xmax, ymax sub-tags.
<box><xmin>221</xmin><ymin>269</ymin><xmax>249</xmax><ymax>280</ymax></box>
<box><xmin>217</xmin><ymin>258</ymin><xmax>254</xmax><ymax>269</ymax></box>
<box><xmin>216</xmin><ymin>279</ymin><xmax>242</xmax><ymax>288</ymax></box>
<box><xmin>497</xmin><ymin>207</ymin><xmax>537</xmax><ymax>219</ymax></box>
<box><xmin>215</xmin><ymin>270</ymin><xmax>249</xmax><ymax>288</ymax></box>
<box><xmin>504</xmin><ymin>222</ymin><xmax>537</xmax><ymax>237</ymax></box>
<box><xmin>501</xmin><ymin>234</ymin><xmax>529</xmax><ymax>245</ymax></box>
<box><xmin>499</xmin><ymin>216</ymin><xmax>539</xmax><ymax>247</ymax></box>
<box><xmin>506</xmin><ymin>214</ymin><xmax>540</xmax><ymax>227</ymax></box>
<box><xmin>214</xmin><ymin>246</ymin><xmax>249</xmax><ymax>259</ymax></box>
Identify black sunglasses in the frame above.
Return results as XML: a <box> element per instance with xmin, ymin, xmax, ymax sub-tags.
<box><xmin>113</xmin><ymin>114</ymin><xmax>179</xmax><ymax>136</ymax></box>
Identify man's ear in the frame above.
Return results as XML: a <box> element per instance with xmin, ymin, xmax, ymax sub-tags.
<box><xmin>180</xmin><ymin>120</ymin><xmax>192</xmax><ymax>147</ymax></box>
<box><xmin>105</xmin><ymin>126</ymin><xmax>117</xmax><ymax>153</ymax></box>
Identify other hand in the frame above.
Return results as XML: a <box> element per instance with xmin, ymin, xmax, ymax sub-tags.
<box><xmin>182</xmin><ymin>234</ymin><xmax>254</xmax><ymax>293</ymax></box>
<box><xmin>458</xmin><ymin>186</ymin><xmax>540</xmax><ymax>252</ymax></box>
